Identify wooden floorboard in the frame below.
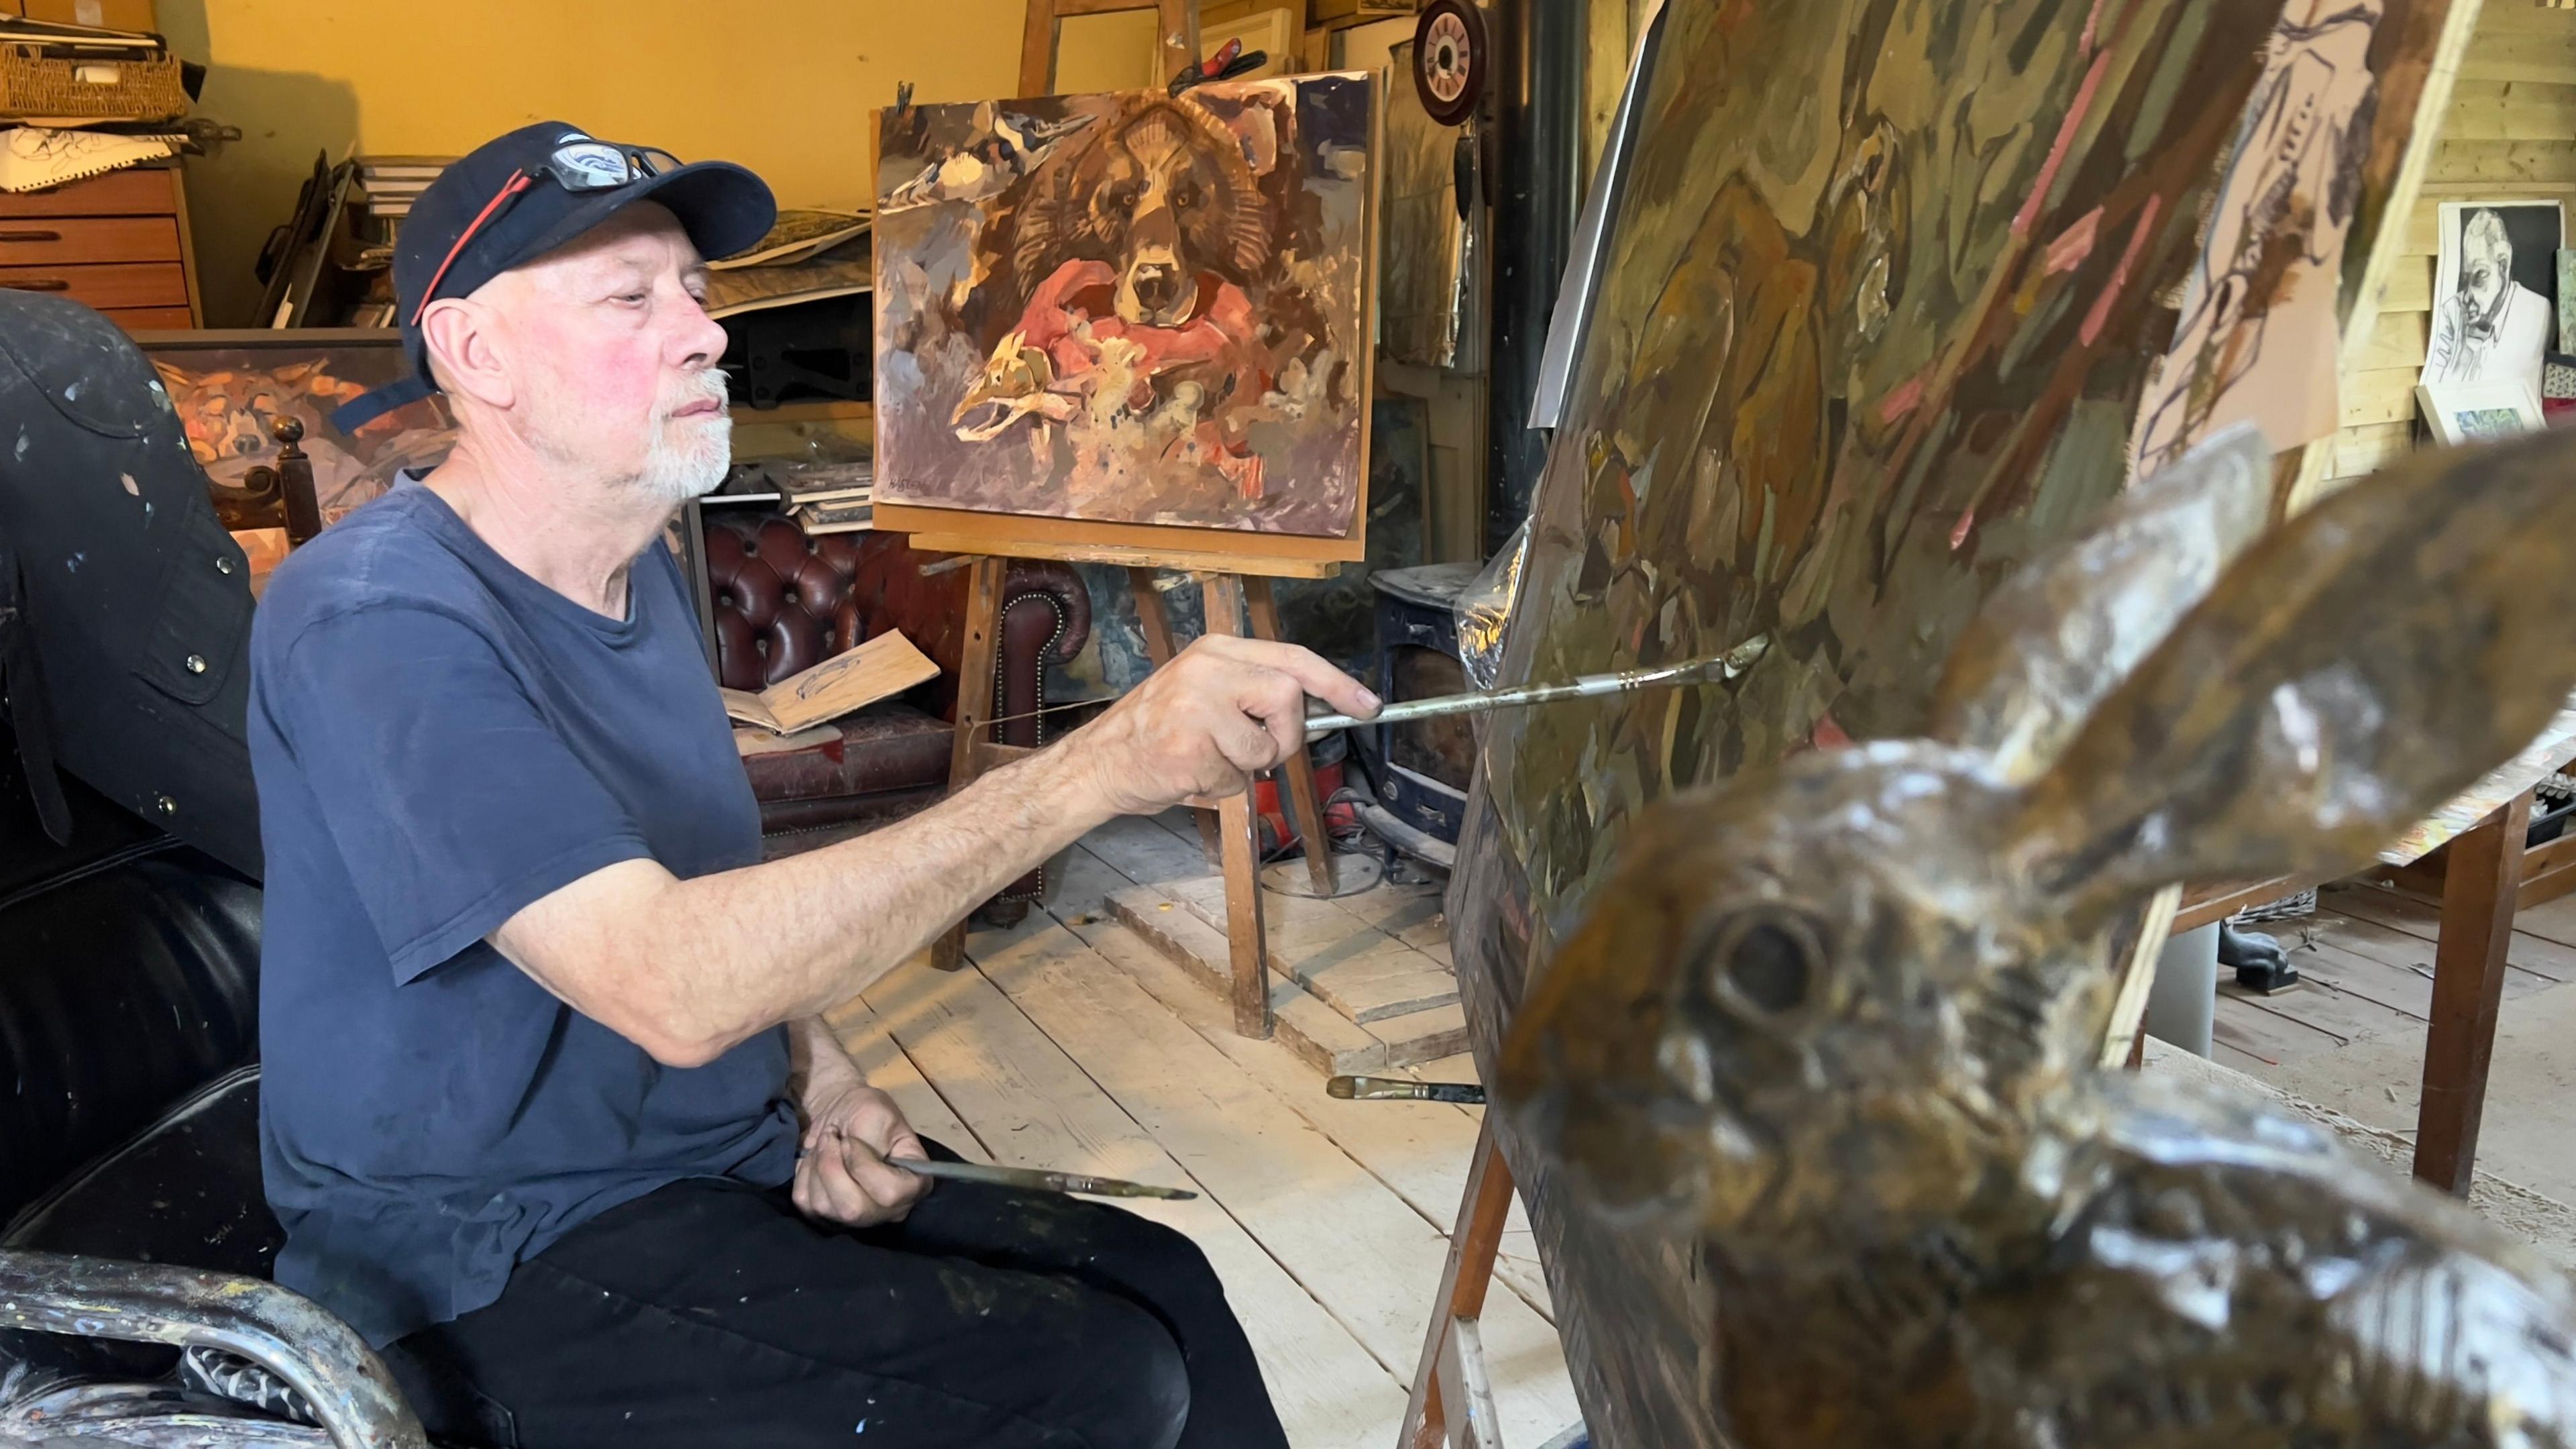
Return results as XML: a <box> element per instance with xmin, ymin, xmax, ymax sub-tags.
<box><xmin>857</xmin><ymin>928</ymin><xmax>1407</xmax><ymax>1448</ymax></box>
<box><xmin>967</xmin><ymin>909</ymin><xmax>1581</xmax><ymax>1444</ymax></box>
<box><xmin>2202</xmin><ymin>888</ymin><xmax>2571</xmax><ymax>1106</ymax></box>
<box><xmin>1053</xmin><ymin>847</ymin><xmax>1556</xmax><ymax>1319</ymax></box>
<box><xmin>2504</xmin><ymin>891</ymin><xmax>2576</xmax><ymax>955</ymax></box>
<box><xmin>1088</xmin><ymin>812</ymin><xmax>1222</xmax><ymax>888</ymax></box>
<box><xmin>2212</xmin><ymin>1038</ymin><xmax>2273</xmax><ymax>1074</ymax></box>
<box><xmin>2298</xmin><ymin>902</ymin><xmax>2555</xmax><ymax>979</ymax></box>
<box><xmin>2212</xmin><ymin>996</ymin><xmax>2346</xmax><ymax>1065</ymax></box>
<box><xmin>2218</xmin><ymin>975</ymin><xmax>2416</xmax><ymax>1048</ymax></box>
<box><xmin>822</xmin><ymin>987</ymin><xmax>987</xmax><ymax>1160</ymax></box>
<box><xmin>835</xmin><ymin>826</ymin><xmax>1578</xmax><ymax>1446</ymax></box>
<box><xmin>2323</xmin><ymin>885</ymin><xmax>2576</xmax><ymax>981</ymax></box>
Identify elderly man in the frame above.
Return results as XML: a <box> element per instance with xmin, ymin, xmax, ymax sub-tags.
<box><xmin>252</xmin><ymin>123</ymin><xmax>1373</xmax><ymax>1448</ymax></box>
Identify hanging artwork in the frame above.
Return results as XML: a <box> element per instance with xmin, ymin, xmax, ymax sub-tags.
<box><xmin>1438</xmin><ymin>2</ymin><xmax>2467</xmax><ymax>1444</ymax></box>
<box><xmin>139</xmin><ymin>331</ymin><xmax>456</xmax><ymax>527</ymax></box>
<box><xmin>872</xmin><ymin>78</ymin><xmax>1377</xmax><ymax>539</ymax></box>
<box><xmin>2424</xmin><ymin>199</ymin><xmax>2563</xmax><ymax>396</ymax></box>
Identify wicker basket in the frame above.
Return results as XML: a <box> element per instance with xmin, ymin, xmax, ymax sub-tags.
<box><xmin>0</xmin><ymin>40</ymin><xmax>187</xmax><ymax>124</ymax></box>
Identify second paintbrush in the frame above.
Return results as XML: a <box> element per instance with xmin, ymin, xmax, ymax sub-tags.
<box><xmin>896</xmin><ymin>1157</ymin><xmax>1198</xmax><ymax>1201</ymax></box>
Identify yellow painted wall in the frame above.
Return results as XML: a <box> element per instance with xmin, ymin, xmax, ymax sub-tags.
<box><xmin>157</xmin><ymin>0</ymin><xmax>1167</xmax><ymax>325</ymax></box>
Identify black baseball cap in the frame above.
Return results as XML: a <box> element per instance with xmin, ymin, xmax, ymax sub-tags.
<box><xmin>334</xmin><ymin>121</ymin><xmax>775</xmax><ymax>431</ymax></box>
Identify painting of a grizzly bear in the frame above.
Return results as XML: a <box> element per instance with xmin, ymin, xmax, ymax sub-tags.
<box><xmin>873</xmin><ymin>75</ymin><xmax>1374</xmax><ymax>539</ymax></box>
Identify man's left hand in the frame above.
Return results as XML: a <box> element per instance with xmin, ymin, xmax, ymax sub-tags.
<box><xmin>793</xmin><ymin>1081</ymin><xmax>930</xmax><ymax>1228</ymax></box>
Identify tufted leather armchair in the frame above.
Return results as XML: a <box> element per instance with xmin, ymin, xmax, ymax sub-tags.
<box><xmin>700</xmin><ymin>511</ymin><xmax>1091</xmax><ymax>902</ymax></box>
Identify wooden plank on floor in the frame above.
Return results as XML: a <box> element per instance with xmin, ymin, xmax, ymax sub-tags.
<box><xmin>1086</xmin><ymin>812</ymin><xmax>1222</xmax><ymax>889</ymax></box>
<box><xmin>861</xmin><ymin>944</ymin><xmax>1407</xmax><ymax>1448</ymax></box>
<box><xmin>2212</xmin><ymin>1039</ymin><xmax>2273</xmax><ymax>1075</ymax></box>
<box><xmin>2309</xmin><ymin>907</ymin><xmax>2560</xmax><ymax>992</ymax></box>
<box><xmin>823</xmin><ymin>986</ymin><xmax>985</xmax><ymax>1160</ymax></box>
<box><xmin>1052</xmin><ymin>849</ymin><xmax>1560</xmax><ymax>1318</ymax></box>
<box><xmin>2219</xmin><ymin>973</ymin><xmax>2418</xmax><ymax>1047</ymax></box>
<box><xmin>1106</xmin><ymin>881</ymin><xmax>1395</xmax><ymax>1074</ymax></box>
<box><xmin>1059</xmin><ymin>921</ymin><xmax>1558</xmax><ymax>1318</ymax></box>
<box><xmin>2212</xmin><ymin>996</ymin><xmax>2345</xmax><ymax>1067</ymax></box>
<box><xmin>2322</xmin><ymin>885</ymin><xmax>2576</xmax><ymax>981</ymax></box>
<box><xmin>966</xmin><ymin>916</ymin><xmax>1580</xmax><ymax>1444</ymax></box>
<box><xmin>2502</xmin><ymin>891</ymin><xmax>2576</xmax><ymax>957</ymax></box>
<box><xmin>2291</xmin><ymin>932</ymin><xmax>2559</xmax><ymax>1020</ymax></box>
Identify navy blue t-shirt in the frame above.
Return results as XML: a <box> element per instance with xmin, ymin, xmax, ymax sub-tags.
<box><xmin>248</xmin><ymin>478</ymin><xmax>798</xmax><ymax>1348</ymax></box>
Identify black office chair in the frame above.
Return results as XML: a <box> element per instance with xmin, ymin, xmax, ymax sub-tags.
<box><xmin>0</xmin><ymin>291</ymin><xmax>426</xmax><ymax>1448</ymax></box>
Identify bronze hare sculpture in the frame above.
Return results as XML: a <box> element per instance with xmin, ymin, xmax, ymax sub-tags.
<box><xmin>1497</xmin><ymin>425</ymin><xmax>2576</xmax><ymax>1449</ymax></box>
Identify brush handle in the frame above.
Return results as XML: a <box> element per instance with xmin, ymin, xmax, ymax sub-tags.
<box><xmin>898</xmin><ymin>1157</ymin><xmax>1197</xmax><ymax>1200</ymax></box>
<box><xmin>1301</xmin><ymin>647</ymin><xmax>1758</xmax><ymax>734</ymax></box>
<box><xmin>1330</xmin><ymin>1075</ymin><xmax>1488</xmax><ymax>1104</ymax></box>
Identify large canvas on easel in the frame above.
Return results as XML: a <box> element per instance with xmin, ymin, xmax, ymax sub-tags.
<box><xmin>873</xmin><ymin>76</ymin><xmax>1375</xmax><ymax>539</ymax></box>
<box><xmin>1442</xmin><ymin>3</ymin><xmax>2467</xmax><ymax>1444</ymax></box>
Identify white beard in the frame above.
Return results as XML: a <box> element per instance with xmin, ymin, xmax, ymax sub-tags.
<box><xmin>635</xmin><ymin>368</ymin><xmax>733</xmax><ymax>506</ymax></box>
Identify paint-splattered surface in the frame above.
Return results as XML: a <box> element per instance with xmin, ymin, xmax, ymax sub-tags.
<box><xmin>873</xmin><ymin>78</ymin><xmax>1374</xmax><ymax>537</ymax></box>
<box><xmin>1444</xmin><ymin>3</ymin><xmax>2310</xmax><ymax>1444</ymax></box>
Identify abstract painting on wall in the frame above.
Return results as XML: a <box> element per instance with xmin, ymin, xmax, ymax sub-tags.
<box><xmin>875</xmin><ymin>74</ymin><xmax>1381</xmax><ymax>536</ymax></box>
<box><xmin>873</xmin><ymin>76</ymin><xmax>1376</xmax><ymax>539</ymax></box>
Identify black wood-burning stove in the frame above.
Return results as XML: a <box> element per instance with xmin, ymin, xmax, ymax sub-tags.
<box><xmin>1360</xmin><ymin>563</ymin><xmax>1481</xmax><ymax>867</ymax></box>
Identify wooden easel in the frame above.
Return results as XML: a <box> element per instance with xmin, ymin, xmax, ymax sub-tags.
<box><xmin>1401</xmin><ymin>1120</ymin><xmax>1519</xmax><ymax>1449</ymax></box>
<box><xmin>921</xmin><ymin>0</ymin><xmax>1345</xmax><ymax>1041</ymax></box>
<box><xmin>1020</xmin><ymin>0</ymin><xmax>1198</xmax><ymax>95</ymax></box>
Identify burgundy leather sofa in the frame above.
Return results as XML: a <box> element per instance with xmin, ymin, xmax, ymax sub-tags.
<box><xmin>700</xmin><ymin>511</ymin><xmax>1091</xmax><ymax>903</ymax></box>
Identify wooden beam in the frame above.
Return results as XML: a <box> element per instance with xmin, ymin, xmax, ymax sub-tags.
<box><xmin>1019</xmin><ymin>0</ymin><xmax>1203</xmax><ymax>99</ymax></box>
<box><xmin>1244</xmin><ymin>576</ymin><xmax>1338</xmax><ymax>896</ymax></box>
<box><xmin>1128</xmin><ymin>568</ymin><xmax>1226</xmax><ymax>865</ymax></box>
<box><xmin>1019</xmin><ymin>0</ymin><xmax>1059</xmax><ymax>96</ymax></box>
<box><xmin>2414</xmin><ymin>789</ymin><xmax>2532</xmax><ymax>1194</ymax></box>
<box><xmin>973</xmin><ymin>741</ymin><xmax>1036</xmax><ymax>771</ymax></box>
<box><xmin>2103</xmin><ymin>883</ymin><xmax>2181</xmax><ymax>1069</ymax></box>
<box><xmin>2173</xmin><ymin>875</ymin><xmax>2304</xmax><ymax>935</ymax></box>
<box><xmin>1200</xmin><ymin>574</ymin><xmax>1275</xmax><ymax>1040</ymax></box>
<box><xmin>931</xmin><ymin>556</ymin><xmax>1010</xmax><ymax>973</ymax></box>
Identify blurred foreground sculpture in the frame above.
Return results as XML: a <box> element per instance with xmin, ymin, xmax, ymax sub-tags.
<box><xmin>1498</xmin><ymin>427</ymin><xmax>2576</xmax><ymax>1448</ymax></box>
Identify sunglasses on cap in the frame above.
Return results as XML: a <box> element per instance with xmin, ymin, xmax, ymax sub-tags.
<box><xmin>409</xmin><ymin>138</ymin><xmax>688</xmax><ymax>327</ymax></box>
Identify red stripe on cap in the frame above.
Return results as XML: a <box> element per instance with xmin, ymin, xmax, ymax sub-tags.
<box><xmin>410</xmin><ymin>172</ymin><xmax>536</xmax><ymax>327</ymax></box>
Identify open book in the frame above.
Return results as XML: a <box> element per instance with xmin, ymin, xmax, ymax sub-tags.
<box><xmin>718</xmin><ymin>631</ymin><xmax>941</xmax><ymax>735</ymax></box>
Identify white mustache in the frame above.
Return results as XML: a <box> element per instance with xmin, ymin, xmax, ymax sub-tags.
<box><xmin>663</xmin><ymin>368</ymin><xmax>731</xmax><ymax>420</ymax></box>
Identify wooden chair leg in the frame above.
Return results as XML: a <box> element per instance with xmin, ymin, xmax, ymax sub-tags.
<box><xmin>1403</xmin><ymin>1120</ymin><xmax>1516</xmax><ymax>1449</ymax></box>
<box><xmin>1128</xmin><ymin>568</ymin><xmax>1226</xmax><ymax>865</ymax></box>
<box><xmin>1243</xmin><ymin>577</ymin><xmax>1337</xmax><ymax>895</ymax></box>
<box><xmin>1199</xmin><ymin>574</ymin><xmax>1274</xmax><ymax>1039</ymax></box>
<box><xmin>2415</xmin><ymin>790</ymin><xmax>2532</xmax><ymax>1194</ymax></box>
<box><xmin>931</xmin><ymin>557</ymin><xmax>1008</xmax><ymax>973</ymax></box>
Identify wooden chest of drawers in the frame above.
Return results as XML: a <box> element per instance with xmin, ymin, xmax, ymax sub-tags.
<box><xmin>0</xmin><ymin>164</ymin><xmax>202</xmax><ymax>331</ymax></box>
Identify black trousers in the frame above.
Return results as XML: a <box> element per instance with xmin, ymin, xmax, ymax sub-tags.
<box><xmin>386</xmin><ymin>1142</ymin><xmax>1289</xmax><ymax>1449</ymax></box>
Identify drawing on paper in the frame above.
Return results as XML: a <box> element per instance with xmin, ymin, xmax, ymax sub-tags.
<box><xmin>2131</xmin><ymin>1</ymin><xmax>2381</xmax><ymax>472</ymax></box>
<box><xmin>2426</xmin><ymin>200</ymin><xmax>2563</xmax><ymax>396</ymax></box>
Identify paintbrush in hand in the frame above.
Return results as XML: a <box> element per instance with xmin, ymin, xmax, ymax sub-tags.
<box><xmin>896</xmin><ymin>1157</ymin><xmax>1197</xmax><ymax>1201</ymax></box>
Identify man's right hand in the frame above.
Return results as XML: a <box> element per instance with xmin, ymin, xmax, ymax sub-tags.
<box><xmin>1063</xmin><ymin>635</ymin><xmax>1379</xmax><ymax>816</ymax></box>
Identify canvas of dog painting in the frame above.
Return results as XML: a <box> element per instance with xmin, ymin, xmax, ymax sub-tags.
<box><xmin>873</xmin><ymin>75</ymin><xmax>1374</xmax><ymax>538</ymax></box>
<box><xmin>144</xmin><ymin>340</ymin><xmax>458</xmax><ymax>527</ymax></box>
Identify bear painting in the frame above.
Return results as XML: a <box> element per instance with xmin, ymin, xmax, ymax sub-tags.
<box><xmin>873</xmin><ymin>75</ymin><xmax>1375</xmax><ymax>539</ymax></box>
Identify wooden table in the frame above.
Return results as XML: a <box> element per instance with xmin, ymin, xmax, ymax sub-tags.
<box><xmin>2155</xmin><ymin>789</ymin><xmax>2534</xmax><ymax>1195</ymax></box>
